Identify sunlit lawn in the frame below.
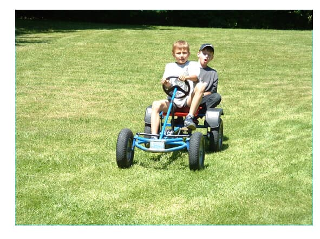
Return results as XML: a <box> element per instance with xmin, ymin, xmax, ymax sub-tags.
<box><xmin>15</xmin><ymin>19</ymin><xmax>312</xmax><ymax>225</ymax></box>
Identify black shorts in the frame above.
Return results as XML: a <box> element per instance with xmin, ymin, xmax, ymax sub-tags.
<box><xmin>200</xmin><ymin>93</ymin><xmax>221</xmax><ymax>111</ymax></box>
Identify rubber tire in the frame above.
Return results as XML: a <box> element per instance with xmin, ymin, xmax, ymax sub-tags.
<box><xmin>209</xmin><ymin>119</ymin><xmax>223</xmax><ymax>152</ymax></box>
<box><xmin>116</xmin><ymin>128</ymin><xmax>134</xmax><ymax>168</ymax></box>
<box><xmin>189</xmin><ymin>132</ymin><xmax>205</xmax><ymax>170</ymax></box>
<box><xmin>144</xmin><ymin>124</ymin><xmax>151</xmax><ymax>148</ymax></box>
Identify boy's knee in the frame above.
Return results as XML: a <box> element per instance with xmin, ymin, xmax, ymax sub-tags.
<box><xmin>195</xmin><ymin>82</ymin><xmax>206</xmax><ymax>93</ymax></box>
<box><xmin>152</xmin><ymin>100</ymin><xmax>163</xmax><ymax>112</ymax></box>
<box><xmin>152</xmin><ymin>101</ymin><xmax>160</xmax><ymax>108</ymax></box>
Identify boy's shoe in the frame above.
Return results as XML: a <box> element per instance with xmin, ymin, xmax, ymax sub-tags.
<box><xmin>184</xmin><ymin>115</ymin><xmax>196</xmax><ymax>130</ymax></box>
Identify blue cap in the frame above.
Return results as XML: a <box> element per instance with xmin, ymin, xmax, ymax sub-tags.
<box><xmin>199</xmin><ymin>43</ymin><xmax>214</xmax><ymax>52</ymax></box>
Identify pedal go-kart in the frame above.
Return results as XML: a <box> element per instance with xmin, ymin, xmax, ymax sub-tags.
<box><xmin>116</xmin><ymin>76</ymin><xmax>223</xmax><ymax>170</ymax></box>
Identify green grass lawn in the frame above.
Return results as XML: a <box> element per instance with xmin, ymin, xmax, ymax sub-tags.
<box><xmin>15</xmin><ymin>19</ymin><xmax>313</xmax><ymax>225</ymax></box>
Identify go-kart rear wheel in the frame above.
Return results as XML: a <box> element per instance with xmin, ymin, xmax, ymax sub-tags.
<box><xmin>189</xmin><ymin>132</ymin><xmax>205</xmax><ymax>170</ymax></box>
<box><xmin>116</xmin><ymin>128</ymin><xmax>134</xmax><ymax>168</ymax></box>
<box><xmin>209</xmin><ymin>119</ymin><xmax>223</xmax><ymax>152</ymax></box>
<box><xmin>144</xmin><ymin>124</ymin><xmax>151</xmax><ymax>148</ymax></box>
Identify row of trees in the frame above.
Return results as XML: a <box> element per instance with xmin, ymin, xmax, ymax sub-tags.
<box><xmin>16</xmin><ymin>10</ymin><xmax>313</xmax><ymax>30</ymax></box>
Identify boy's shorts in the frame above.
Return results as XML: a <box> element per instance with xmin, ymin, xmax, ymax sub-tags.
<box><xmin>200</xmin><ymin>93</ymin><xmax>221</xmax><ymax>110</ymax></box>
<box><xmin>172</xmin><ymin>97</ymin><xmax>189</xmax><ymax>111</ymax></box>
<box><xmin>170</xmin><ymin>96</ymin><xmax>188</xmax><ymax>109</ymax></box>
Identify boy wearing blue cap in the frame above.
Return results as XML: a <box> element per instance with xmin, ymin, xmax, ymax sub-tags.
<box><xmin>197</xmin><ymin>43</ymin><xmax>221</xmax><ymax>111</ymax></box>
<box><xmin>184</xmin><ymin>43</ymin><xmax>221</xmax><ymax>128</ymax></box>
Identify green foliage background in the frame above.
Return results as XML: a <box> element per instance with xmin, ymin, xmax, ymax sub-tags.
<box><xmin>16</xmin><ymin>10</ymin><xmax>313</xmax><ymax>30</ymax></box>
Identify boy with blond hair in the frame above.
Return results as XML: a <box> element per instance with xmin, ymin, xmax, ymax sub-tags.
<box><xmin>151</xmin><ymin>40</ymin><xmax>201</xmax><ymax>136</ymax></box>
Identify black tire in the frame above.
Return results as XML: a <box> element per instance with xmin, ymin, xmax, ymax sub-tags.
<box><xmin>144</xmin><ymin>124</ymin><xmax>151</xmax><ymax>148</ymax></box>
<box><xmin>209</xmin><ymin>119</ymin><xmax>223</xmax><ymax>152</ymax></box>
<box><xmin>116</xmin><ymin>128</ymin><xmax>134</xmax><ymax>168</ymax></box>
<box><xmin>189</xmin><ymin>132</ymin><xmax>205</xmax><ymax>170</ymax></box>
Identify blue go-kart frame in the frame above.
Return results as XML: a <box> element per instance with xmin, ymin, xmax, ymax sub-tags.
<box><xmin>116</xmin><ymin>77</ymin><xmax>223</xmax><ymax>170</ymax></box>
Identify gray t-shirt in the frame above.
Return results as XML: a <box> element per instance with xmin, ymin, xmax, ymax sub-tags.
<box><xmin>199</xmin><ymin>65</ymin><xmax>219</xmax><ymax>93</ymax></box>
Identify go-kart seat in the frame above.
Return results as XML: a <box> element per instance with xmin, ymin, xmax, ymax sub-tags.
<box><xmin>162</xmin><ymin>106</ymin><xmax>204</xmax><ymax>117</ymax></box>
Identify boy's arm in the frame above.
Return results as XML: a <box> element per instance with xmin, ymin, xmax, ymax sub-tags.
<box><xmin>179</xmin><ymin>74</ymin><xmax>198</xmax><ymax>82</ymax></box>
<box><xmin>185</xmin><ymin>61</ymin><xmax>200</xmax><ymax>82</ymax></box>
<box><xmin>186</xmin><ymin>74</ymin><xmax>199</xmax><ymax>82</ymax></box>
<box><xmin>162</xmin><ymin>63</ymin><xmax>173</xmax><ymax>88</ymax></box>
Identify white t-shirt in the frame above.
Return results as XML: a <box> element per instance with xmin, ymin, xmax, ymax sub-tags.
<box><xmin>162</xmin><ymin>61</ymin><xmax>200</xmax><ymax>108</ymax></box>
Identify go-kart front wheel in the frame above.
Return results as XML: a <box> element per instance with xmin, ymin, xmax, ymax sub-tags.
<box><xmin>116</xmin><ymin>128</ymin><xmax>134</xmax><ymax>168</ymax></box>
<box><xmin>188</xmin><ymin>132</ymin><xmax>205</xmax><ymax>170</ymax></box>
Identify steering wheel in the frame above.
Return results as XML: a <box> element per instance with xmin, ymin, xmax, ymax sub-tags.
<box><xmin>162</xmin><ymin>76</ymin><xmax>191</xmax><ymax>99</ymax></box>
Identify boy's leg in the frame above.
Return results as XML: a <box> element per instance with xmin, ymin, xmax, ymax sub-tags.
<box><xmin>185</xmin><ymin>82</ymin><xmax>206</xmax><ymax>129</ymax></box>
<box><xmin>151</xmin><ymin>99</ymin><xmax>170</xmax><ymax>135</ymax></box>
<box><xmin>187</xmin><ymin>82</ymin><xmax>206</xmax><ymax>115</ymax></box>
<box><xmin>201</xmin><ymin>93</ymin><xmax>221</xmax><ymax>109</ymax></box>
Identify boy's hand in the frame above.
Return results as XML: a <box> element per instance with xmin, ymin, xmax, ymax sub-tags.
<box><xmin>161</xmin><ymin>78</ymin><xmax>171</xmax><ymax>88</ymax></box>
<box><xmin>178</xmin><ymin>75</ymin><xmax>186</xmax><ymax>81</ymax></box>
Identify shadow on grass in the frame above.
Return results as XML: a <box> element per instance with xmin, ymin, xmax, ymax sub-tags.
<box><xmin>135</xmin><ymin>134</ymin><xmax>229</xmax><ymax>170</ymax></box>
<box><xmin>221</xmin><ymin>135</ymin><xmax>229</xmax><ymax>151</ymax></box>
<box><xmin>135</xmin><ymin>150</ymin><xmax>189</xmax><ymax>170</ymax></box>
<box><xmin>15</xmin><ymin>19</ymin><xmax>164</xmax><ymax>46</ymax></box>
